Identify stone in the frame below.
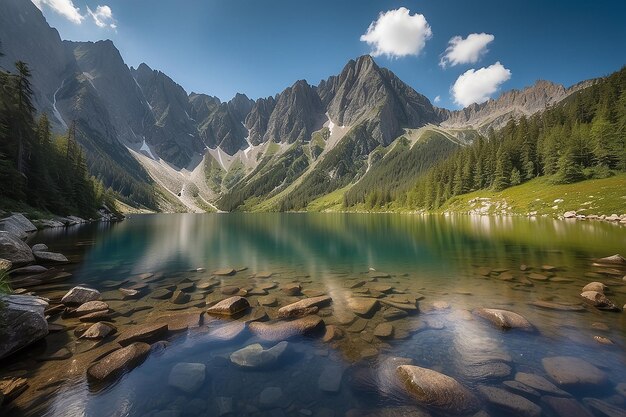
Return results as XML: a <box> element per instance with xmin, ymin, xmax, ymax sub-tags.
<box><xmin>33</xmin><ymin>251</ymin><xmax>68</xmax><ymax>264</ymax></box>
<box><xmin>478</xmin><ymin>267</ymin><xmax>492</xmax><ymax>276</ymax></box>
<box><xmin>383</xmin><ymin>307</ymin><xmax>408</xmax><ymax>321</ymax></box>
<box><xmin>0</xmin><ymin>231</ymin><xmax>34</xmax><ymax>266</ymax></box>
<box><xmin>75</xmin><ymin>300</ymin><xmax>109</xmax><ymax>316</ymax></box>
<box><xmin>8</xmin><ymin>265</ymin><xmax>46</xmax><ymax>275</ymax></box>
<box><xmin>168</xmin><ymin>362</ymin><xmax>206</xmax><ymax>393</ymax></box>
<box><xmin>528</xmin><ymin>273</ymin><xmax>548</xmax><ymax>281</ymax></box>
<box><xmin>477</xmin><ymin>385</ymin><xmax>541</xmax><ymax>417</ymax></box>
<box><xmin>151</xmin><ymin>288</ymin><xmax>173</xmax><ymax>299</ymax></box>
<box><xmin>0</xmin><ymin>214</ymin><xmax>36</xmax><ymax>239</ymax></box>
<box><xmin>473</xmin><ymin>308</ymin><xmax>533</xmax><ymax>331</ymax></box>
<box><xmin>159</xmin><ymin>312</ymin><xmax>203</xmax><ymax>332</ymax></box>
<box><xmin>583</xmin><ymin>398</ymin><xmax>626</xmax><ymax>417</ymax></box>
<box><xmin>277</xmin><ymin>295</ymin><xmax>331</xmax><ymax>318</ymax></box>
<box><xmin>597</xmin><ymin>254</ymin><xmax>626</xmax><ymax>265</ymax></box>
<box><xmin>255</xmin><ymin>271</ymin><xmax>273</xmax><ymax>278</ymax></box>
<box><xmin>0</xmin><ymin>258</ymin><xmax>12</xmax><ymax>271</ymax></box>
<box><xmin>322</xmin><ymin>325</ymin><xmax>343</xmax><ymax>342</ymax></box>
<box><xmin>318</xmin><ymin>365</ymin><xmax>344</xmax><ymax>393</ymax></box>
<box><xmin>396</xmin><ymin>365</ymin><xmax>480</xmax><ymax>415</ymax></box>
<box><xmin>258</xmin><ymin>296</ymin><xmax>277</xmax><ymax>307</ymax></box>
<box><xmin>117</xmin><ymin>323</ymin><xmax>168</xmax><ymax>346</ymax></box>
<box><xmin>220</xmin><ymin>285</ymin><xmax>240</xmax><ymax>295</ymax></box>
<box><xmin>583</xmin><ymin>282</ymin><xmax>608</xmax><ymax>293</ymax></box>
<box><xmin>82</xmin><ymin>322</ymin><xmax>115</xmax><ymax>339</ymax></box>
<box><xmin>259</xmin><ymin>387</ymin><xmax>283</xmax><ymax>408</ymax></box>
<box><xmin>79</xmin><ymin>310</ymin><xmax>112</xmax><ymax>322</ymax></box>
<box><xmin>230</xmin><ymin>342</ymin><xmax>288</xmax><ymax>369</ymax></box>
<box><xmin>542</xmin><ymin>356</ymin><xmax>608</xmax><ymax>389</ymax></box>
<box><xmin>282</xmin><ymin>283</ymin><xmax>302</xmax><ymax>296</ymax></box>
<box><xmin>171</xmin><ymin>290</ymin><xmax>190</xmax><ymax>304</ymax></box>
<box><xmin>564</xmin><ymin>211</ymin><xmax>577</xmax><ymax>218</ymax></box>
<box><xmin>515</xmin><ymin>372</ymin><xmax>570</xmax><ymax>396</ymax></box>
<box><xmin>542</xmin><ymin>265</ymin><xmax>558</xmax><ymax>271</ymax></box>
<box><xmin>207</xmin><ymin>296</ymin><xmax>250</xmax><ymax>316</ymax></box>
<box><xmin>119</xmin><ymin>288</ymin><xmax>140</xmax><ymax>299</ymax></box>
<box><xmin>580</xmin><ymin>291</ymin><xmax>620</xmax><ymax>311</ymax></box>
<box><xmin>593</xmin><ymin>335</ymin><xmax>613</xmax><ymax>345</ymax></box>
<box><xmin>206</xmin><ymin>322</ymin><xmax>246</xmax><ymax>343</ymax></box>
<box><xmin>432</xmin><ymin>301</ymin><xmax>450</xmax><ymax>310</ymax></box>
<box><xmin>0</xmin><ymin>295</ymin><xmax>48</xmax><ymax>360</ymax></box>
<box><xmin>379</xmin><ymin>299</ymin><xmax>418</xmax><ymax>311</ymax></box>
<box><xmin>61</xmin><ymin>286</ymin><xmax>100</xmax><ymax>305</ymax></box>
<box><xmin>529</xmin><ymin>301</ymin><xmax>585</xmax><ymax>311</ymax></box>
<box><xmin>503</xmin><ymin>381</ymin><xmax>540</xmax><ymax>398</ymax></box>
<box><xmin>213</xmin><ymin>268</ymin><xmax>236</xmax><ymax>276</ymax></box>
<box><xmin>249</xmin><ymin>316</ymin><xmax>324</xmax><ymax>342</ymax></box>
<box><xmin>373</xmin><ymin>323</ymin><xmax>393</xmax><ymax>338</ymax></box>
<box><xmin>87</xmin><ymin>342</ymin><xmax>151</xmax><ymax>381</ymax></box>
<box><xmin>542</xmin><ymin>396</ymin><xmax>594</xmax><ymax>417</ymax></box>
<box><xmin>347</xmin><ymin>318</ymin><xmax>368</xmax><ymax>333</ymax></box>
<box><xmin>0</xmin><ymin>377</ymin><xmax>28</xmax><ymax>403</ymax></box>
<box><xmin>347</xmin><ymin>298</ymin><xmax>379</xmax><ymax>316</ymax></box>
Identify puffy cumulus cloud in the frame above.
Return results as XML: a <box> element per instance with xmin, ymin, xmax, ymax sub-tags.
<box><xmin>32</xmin><ymin>0</ymin><xmax>84</xmax><ymax>24</ymax></box>
<box><xmin>87</xmin><ymin>5</ymin><xmax>117</xmax><ymax>29</ymax></box>
<box><xmin>452</xmin><ymin>62</ymin><xmax>511</xmax><ymax>107</ymax></box>
<box><xmin>440</xmin><ymin>33</ymin><xmax>495</xmax><ymax>68</ymax></box>
<box><xmin>433</xmin><ymin>95</ymin><xmax>441</xmax><ymax>103</ymax></box>
<box><xmin>360</xmin><ymin>8</ymin><xmax>432</xmax><ymax>58</ymax></box>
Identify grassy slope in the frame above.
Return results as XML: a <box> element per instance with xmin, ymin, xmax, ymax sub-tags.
<box><xmin>440</xmin><ymin>174</ymin><xmax>626</xmax><ymax>216</ymax></box>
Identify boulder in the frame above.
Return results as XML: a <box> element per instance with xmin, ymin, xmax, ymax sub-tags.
<box><xmin>116</xmin><ymin>323</ymin><xmax>168</xmax><ymax>346</ymax></box>
<box><xmin>168</xmin><ymin>362</ymin><xmax>206</xmax><ymax>393</ymax></box>
<box><xmin>477</xmin><ymin>385</ymin><xmax>541</xmax><ymax>417</ymax></box>
<box><xmin>33</xmin><ymin>251</ymin><xmax>68</xmax><ymax>264</ymax></box>
<box><xmin>396</xmin><ymin>365</ymin><xmax>480</xmax><ymax>415</ymax></box>
<box><xmin>61</xmin><ymin>286</ymin><xmax>101</xmax><ymax>305</ymax></box>
<box><xmin>31</xmin><ymin>243</ymin><xmax>48</xmax><ymax>252</ymax></box>
<box><xmin>596</xmin><ymin>254</ymin><xmax>625</xmax><ymax>265</ymax></box>
<box><xmin>230</xmin><ymin>341</ymin><xmax>288</xmax><ymax>369</ymax></box>
<box><xmin>0</xmin><ymin>295</ymin><xmax>49</xmax><ymax>359</ymax></box>
<box><xmin>0</xmin><ymin>214</ymin><xmax>37</xmax><ymax>239</ymax></box>
<box><xmin>0</xmin><ymin>232</ymin><xmax>34</xmax><ymax>266</ymax></box>
<box><xmin>206</xmin><ymin>296</ymin><xmax>250</xmax><ymax>316</ymax></box>
<box><xmin>249</xmin><ymin>316</ymin><xmax>324</xmax><ymax>342</ymax></box>
<box><xmin>542</xmin><ymin>356</ymin><xmax>608</xmax><ymax>389</ymax></box>
<box><xmin>9</xmin><ymin>265</ymin><xmax>47</xmax><ymax>275</ymax></box>
<box><xmin>0</xmin><ymin>258</ymin><xmax>11</xmax><ymax>272</ymax></box>
<box><xmin>277</xmin><ymin>295</ymin><xmax>331</xmax><ymax>318</ymax></box>
<box><xmin>473</xmin><ymin>308</ymin><xmax>533</xmax><ymax>330</ymax></box>
<box><xmin>75</xmin><ymin>300</ymin><xmax>109</xmax><ymax>316</ymax></box>
<box><xmin>87</xmin><ymin>342</ymin><xmax>150</xmax><ymax>381</ymax></box>
<box><xmin>580</xmin><ymin>291</ymin><xmax>620</xmax><ymax>311</ymax></box>
<box><xmin>82</xmin><ymin>322</ymin><xmax>116</xmax><ymax>339</ymax></box>
<box><xmin>582</xmin><ymin>282</ymin><xmax>607</xmax><ymax>293</ymax></box>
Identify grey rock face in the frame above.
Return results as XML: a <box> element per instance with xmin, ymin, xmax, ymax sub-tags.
<box><xmin>0</xmin><ymin>232</ymin><xmax>35</xmax><ymax>266</ymax></box>
<box><xmin>246</xmin><ymin>96</ymin><xmax>277</xmax><ymax>145</ymax></box>
<box><xmin>0</xmin><ymin>295</ymin><xmax>49</xmax><ymax>359</ymax></box>
<box><xmin>0</xmin><ymin>214</ymin><xmax>37</xmax><ymax>240</ymax></box>
<box><xmin>61</xmin><ymin>286</ymin><xmax>101</xmax><ymax>305</ymax></box>
<box><xmin>33</xmin><ymin>251</ymin><xmax>68</xmax><ymax>264</ymax></box>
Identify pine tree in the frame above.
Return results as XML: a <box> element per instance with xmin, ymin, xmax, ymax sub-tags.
<box><xmin>492</xmin><ymin>147</ymin><xmax>512</xmax><ymax>191</ymax></box>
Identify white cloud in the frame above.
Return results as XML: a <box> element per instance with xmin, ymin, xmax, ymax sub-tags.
<box><xmin>451</xmin><ymin>62</ymin><xmax>511</xmax><ymax>107</ymax></box>
<box><xmin>360</xmin><ymin>8</ymin><xmax>432</xmax><ymax>58</ymax></box>
<box><xmin>87</xmin><ymin>5</ymin><xmax>117</xmax><ymax>29</ymax></box>
<box><xmin>433</xmin><ymin>95</ymin><xmax>441</xmax><ymax>103</ymax></box>
<box><xmin>440</xmin><ymin>33</ymin><xmax>495</xmax><ymax>68</ymax></box>
<box><xmin>32</xmin><ymin>0</ymin><xmax>84</xmax><ymax>24</ymax></box>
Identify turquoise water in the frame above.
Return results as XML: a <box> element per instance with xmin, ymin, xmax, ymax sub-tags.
<box><xmin>4</xmin><ymin>213</ymin><xmax>626</xmax><ymax>417</ymax></box>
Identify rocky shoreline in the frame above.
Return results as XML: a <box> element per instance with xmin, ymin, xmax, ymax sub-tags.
<box><xmin>0</xmin><ymin>222</ymin><xmax>625</xmax><ymax>416</ymax></box>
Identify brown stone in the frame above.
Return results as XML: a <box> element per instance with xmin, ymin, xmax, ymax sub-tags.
<box><xmin>116</xmin><ymin>323</ymin><xmax>168</xmax><ymax>346</ymax></box>
<box><xmin>473</xmin><ymin>308</ymin><xmax>533</xmax><ymax>331</ymax></box>
<box><xmin>542</xmin><ymin>356</ymin><xmax>608</xmax><ymax>389</ymax></box>
<box><xmin>249</xmin><ymin>316</ymin><xmax>324</xmax><ymax>341</ymax></box>
<box><xmin>277</xmin><ymin>295</ymin><xmax>331</xmax><ymax>318</ymax></box>
<box><xmin>206</xmin><ymin>296</ymin><xmax>250</xmax><ymax>316</ymax></box>
<box><xmin>87</xmin><ymin>342</ymin><xmax>151</xmax><ymax>381</ymax></box>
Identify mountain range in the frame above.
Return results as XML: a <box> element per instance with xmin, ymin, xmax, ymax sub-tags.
<box><xmin>0</xmin><ymin>0</ymin><xmax>596</xmax><ymax>212</ymax></box>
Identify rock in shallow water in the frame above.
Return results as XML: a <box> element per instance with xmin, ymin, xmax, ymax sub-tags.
<box><xmin>33</xmin><ymin>251</ymin><xmax>68</xmax><ymax>264</ymax></box>
<box><xmin>473</xmin><ymin>308</ymin><xmax>533</xmax><ymax>331</ymax></box>
<box><xmin>230</xmin><ymin>341</ymin><xmax>288</xmax><ymax>369</ymax></box>
<box><xmin>168</xmin><ymin>362</ymin><xmax>206</xmax><ymax>393</ymax></box>
<box><xmin>396</xmin><ymin>365</ymin><xmax>480</xmax><ymax>415</ymax></box>
<box><xmin>82</xmin><ymin>322</ymin><xmax>116</xmax><ymax>339</ymax></box>
<box><xmin>0</xmin><ymin>295</ymin><xmax>49</xmax><ymax>360</ymax></box>
<box><xmin>249</xmin><ymin>316</ymin><xmax>324</xmax><ymax>341</ymax></box>
<box><xmin>318</xmin><ymin>365</ymin><xmax>344</xmax><ymax>393</ymax></box>
<box><xmin>542</xmin><ymin>396</ymin><xmax>594</xmax><ymax>417</ymax></box>
<box><xmin>582</xmin><ymin>282</ymin><xmax>607</xmax><ymax>293</ymax></box>
<box><xmin>514</xmin><ymin>372</ymin><xmax>570</xmax><ymax>396</ymax></box>
<box><xmin>116</xmin><ymin>323</ymin><xmax>168</xmax><ymax>346</ymax></box>
<box><xmin>277</xmin><ymin>295</ymin><xmax>331</xmax><ymax>318</ymax></box>
<box><xmin>580</xmin><ymin>291</ymin><xmax>620</xmax><ymax>311</ymax></box>
<box><xmin>542</xmin><ymin>356</ymin><xmax>608</xmax><ymax>390</ymax></box>
<box><xmin>0</xmin><ymin>231</ymin><xmax>34</xmax><ymax>266</ymax></box>
<box><xmin>75</xmin><ymin>300</ymin><xmax>109</xmax><ymax>316</ymax></box>
<box><xmin>478</xmin><ymin>385</ymin><xmax>541</xmax><ymax>417</ymax></box>
<box><xmin>61</xmin><ymin>286</ymin><xmax>101</xmax><ymax>305</ymax></box>
<box><xmin>207</xmin><ymin>296</ymin><xmax>250</xmax><ymax>316</ymax></box>
<box><xmin>87</xmin><ymin>342</ymin><xmax>150</xmax><ymax>381</ymax></box>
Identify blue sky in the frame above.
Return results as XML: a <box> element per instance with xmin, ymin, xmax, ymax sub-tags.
<box><xmin>35</xmin><ymin>0</ymin><xmax>626</xmax><ymax>108</ymax></box>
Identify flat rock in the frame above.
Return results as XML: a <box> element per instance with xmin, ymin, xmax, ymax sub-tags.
<box><xmin>282</xmin><ymin>283</ymin><xmax>302</xmax><ymax>296</ymax></box>
<box><xmin>258</xmin><ymin>296</ymin><xmax>277</xmax><ymax>307</ymax></box>
<box><xmin>373</xmin><ymin>323</ymin><xmax>393</xmax><ymax>338</ymax></box>
<box><xmin>473</xmin><ymin>308</ymin><xmax>533</xmax><ymax>330</ymax></box>
<box><xmin>583</xmin><ymin>398</ymin><xmax>626</xmax><ymax>417</ymax></box>
<box><xmin>75</xmin><ymin>300</ymin><xmax>109</xmax><ymax>316</ymax></box>
<box><xmin>79</xmin><ymin>310</ymin><xmax>112</xmax><ymax>322</ymax></box>
<box><xmin>542</xmin><ymin>356</ymin><xmax>608</xmax><ymax>389</ymax></box>
<box><xmin>259</xmin><ymin>387</ymin><xmax>283</xmax><ymax>408</ymax></box>
<box><xmin>515</xmin><ymin>372</ymin><xmax>570</xmax><ymax>396</ymax></box>
<box><xmin>596</xmin><ymin>254</ymin><xmax>626</xmax><ymax>265</ymax></box>
<box><xmin>207</xmin><ymin>296</ymin><xmax>250</xmax><ymax>316</ymax></box>
<box><xmin>171</xmin><ymin>290</ymin><xmax>190</xmax><ymax>304</ymax></box>
<box><xmin>117</xmin><ymin>323</ymin><xmax>168</xmax><ymax>346</ymax></box>
<box><xmin>322</xmin><ymin>325</ymin><xmax>344</xmax><ymax>342</ymax></box>
<box><xmin>396</xmin><ymin>365</ymin><xmax>480</xmax><ymax>415</ymax></box>
<box><xmin>478</xmin><ymin>385</ymin><xmax>541</xmax><ymax>417</ymax></box>
<box><xmin>380</xmin><ymin>299</ymin><xmax>418</xmax><ymax>311</ymax></box>
<box><xmin>87</xmin><ymin>342</ymin><xmax>151</xmax><ymax>381</ymax></box>
<box><xmin>158</xmin><ymin>311</ymin><xmax>203</xmax><ymax>332</ymax></box>
<box><xmin>347</xmin><ymin>298</ymin><xmax>379</xmax><ymax>316</ymax></box>
<box><xmin>277</xmin><ymin>295</ymin><xmax>331</xmax><ymax>318</ymax></box>
<box><xmin>528</xmin><ymin>273</ymin><xmax>548</xmax><ymax>281</ymax></box>
<box><xmin>542</xmin><ymin>396</ymin><xmax>594</xmax><ymax>417</ymax></box>
<box><xmin>33</xmin><ymin>251</ymin><xmax>68</xmax><ymax>264</ymax></box>
<box><xmin>206</xmin><ymin>322</ymin><xmax>246</xmax><ymax>343</ymax></box>
<box><xmin>0</xmin><ymin>231</ymin><xmax>35</xmax><ymax>266</ymax></box>
<box><xmin>318</xmin><ymin>365</ymin><xmax>344</xmax><ymax>393</ymax></box>
<box><xmin>383</xmin><ymin>307</ymin><xmax>408</xmax><ymax>321</ymax></box>
<box><xmin>151</xmin><ymin>288</ymin><xmax>173</xmax><ymax>300</ymax></box>
<box><xmin>347</xmin><ymin>318</ymin><xmax>368</xmax><ymax>333</ymax></box>
<box><xmin>61</xmin><ymin>286</ymin><xmax>101</xmax><ymax>305</ymax></box>
<box><xmin>168</xmin><ymin>362</ymin><xmax>206</xmax><ymax>393</ymax></box>
<box><xmin>9</xmin><ymin>265</ymin><xmax>47</xmax><ymax>275</ymax></box>
<box><xmin>220</xmin><ymin>285</ymin><xmax>240</xmax><ymax>295</ymax></box>
<box><xmin>119</xmin><ymin>288</ymin><xmax>140</xmax><ymax>299</ymax></box>
<box><xmin>82</xmin><ymin>322</ymin><xmax>116</xmax><ymax>339</ymax></box>
<box><xmin>255</xmin><ymin>271</ymin><xmax>273</xmax><ymax>279</ymax></box>
<box><xmin>0</xmin><ymin>295</ymin><xmax>49</xmax><ymax>360</ymax></box>
<box><xmin>503</xmin><ymin>380</ymin><xmax>540</xmax><ymax>398</ymax></box>
<box><xmin>213</xmin><ymin>268</ymin><xmax>236</xmax><ymax>276</ymax></box>
<box><xmin>230</xmin><ymin>341</ymin><xmax>288</xmax><ymax>369</ymax></box>
<box><xmin>249</xmin><ymin>316</ymin><xmax>324</xmax><ymax>341</ymax></box>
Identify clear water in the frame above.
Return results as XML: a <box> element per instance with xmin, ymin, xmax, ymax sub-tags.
<box><xmin>3</xmin><ymin>213</ymin><xmax>626</xmax><ymax>417</ymax></box>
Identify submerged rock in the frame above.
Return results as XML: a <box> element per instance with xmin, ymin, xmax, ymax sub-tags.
<box><xmin>396</xmin><ymin>365</ymin><xmax>480</xmax><ymax>415</ymax></box>
<box><xmin>514</xmin><ymin>372</ymin><xmax>570</xmax><ymax>396</ymax></box>
<box><xmin>478</xmin><ymin>385</ymin><xmax>541</xmax><ymax>417</ymax></box>
<box><xmin>318</xmin><ymin>365</ymin><xmax>344</xmax><ymax>393</ymax></box>
<box><xmin>168</xmin><ymin>362</ymin><xmax>206</xmax><ymax>393</ymax></box>
<box><xmin>116</xmin><ymin>323</ymin><xmax>168</xmax><ymax>346</ymax></box>
<box><xmin>580</xmin><ymin>291</ymin><xmax>620</xmax><ymax>311</ymax></box>
<box><xmin>277</xmin><ymin>295</ymin><xmax>331</xmax><ymax>318</ymax></box>
<box><xmin>213</xmin><ymin>268</ymin><xmax>236</xmax><ymax>276</ymax></box>
<box><xmin>347</xmin><ymin>297</ymin><xmax>379</xmax><ymax>316</ymax></box>
<box><xmin>249</xmin><ymin>316</ymin><xmax>324</xmax><ymax>341</ymax></box>
<box><xmin>9</xmin><ymin>265</ymin><xmax>47</xmax><ymax>275</ymax></box>
<box><xmin>87</xmin><ymin>342</ymin><xmax>150</xmax><ymax>381</ymax></box>
<box><xmin>230</xmin><ymin>341</ymin><xmax>288</xmax><ymax>369</ymax></box>
<box><xmin>542</xmin><ymin>356</ymin><xmax>608</xmax><ymax>389</ymax></box>
<box><xmin>373</xmin><ymin>323</ymin><xmax>394</xmax><ymax>338</ymax></box>
<box><xmin>0</xmin><ymin>295</ymin><xmax>49</xmax><ymax>360</ymax></box>
<box><xmin>75</xmin><ymin>300</ymin><xmax>109</xmax><ymax>316</ymax></box>
<box><xmin>529</xmin><ymin>300</ymin><xmax>585</xmax><ymax>311</ymax></box>
<box><xmin>33</xmin><ymin>251</ymin><xmax>68</xmax><ymax>264</ymax></box>
<box><xmin>82</xmin><ymin>322</ymin><xmax>116</xmax><ymax>339</ymax></box>
<box><xmin>542</xmin><ymin>396</ymin><xmax>594</xmax><ymax>417</ymax></box>
<box><xmin>61</xmin><ymin>286</ymin><xmax>101</xmax><ymax>305</ymax></box>
<box><xmin>206</xmin><ymin>322</ymin><xmax>246</xmax><ymax>343</ymax></box>
<box><xmin>259</xmin><ymin>386</ymin><xmax>283</xmax><ymax>408</ymax></box>
<box><xmin>206</xmin><ymin>296</ymin><xmax>250</xmax><ymax>316</ymax></box>
<box><xmin>0</xmin><ymin>231</ymin><xmax>34</xmax><ymax>266</ymax></box>
<box><xmin>473</xmin><ymin>308</ymin><xmax>533</xmax><ymax>330</ymax></box>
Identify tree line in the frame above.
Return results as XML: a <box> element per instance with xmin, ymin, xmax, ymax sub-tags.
<box><xmin>0</xmin><ymin>52</ymin><xmax>115</xmax><ymax>217</ymax></box>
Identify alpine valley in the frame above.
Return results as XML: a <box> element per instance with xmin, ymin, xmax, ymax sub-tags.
<box><xmin>0</xmin><ymin>0</ymin><xmax>622</xmax><ymax>215</ymax></box>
